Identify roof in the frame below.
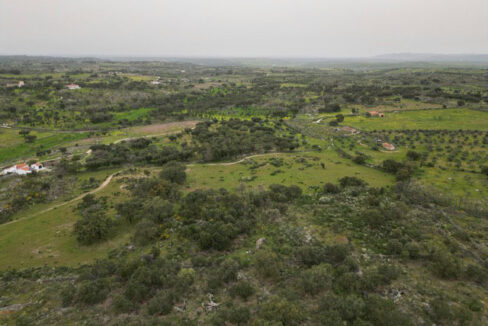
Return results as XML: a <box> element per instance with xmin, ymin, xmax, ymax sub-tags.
<box><xmin>382</xmin><ymin>142</ymin><xmax>395</xmax><ymax>150</ymax></box>
<box><xmin>16</xmin><ymin>164</ymin><xmax>30</xmax><ymax>171</ymax></box>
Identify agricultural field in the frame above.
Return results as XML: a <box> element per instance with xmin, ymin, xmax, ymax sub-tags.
<box><xmin>0</xmin><ymin>57</ymin><xmax>488</xmax><ymax>325</ymax></box>
<box><xmin>344</xmin><ymin>108</ymin><xmax>488</xmax><ymax>131</ymax></box>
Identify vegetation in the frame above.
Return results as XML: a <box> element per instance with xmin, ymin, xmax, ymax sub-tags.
<box><xmin>0</xmin><ymin>58</ymin><xmax>487</xmax><ymax>325</ymax></box>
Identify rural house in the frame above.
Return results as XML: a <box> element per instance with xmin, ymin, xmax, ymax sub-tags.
<box><xmin>6</xmin><ymin>80</ymin><xmax>24</xmax><ymax>88</ymax></box>
<box><xmin>341</xmin><ymin>126</ymin><xmax>359</xmax><ymax>134</ymax></box>
<box><xmin>2</xmin><ymin>162</ymin><xmax>44</xmax><ymax>176</ymax></box>
<box><xmin>65</xmin><ymin>83</ymin><xmax>81</xmax><ymax>90</ymax></box>
<box><xmin>369</xmin><ymin>111</ymin><xmax>384</xmax><ymax>117</ymax></box>
<box><xmin>382</xmin><ymin>142</ymin><xmax>395</xmax><ymax>151</ymax></box>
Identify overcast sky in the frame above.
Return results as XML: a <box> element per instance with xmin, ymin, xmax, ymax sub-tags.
<box><xmin>1</xmin><ymin>0</ymin><xmax>487</xmax><ymax>57</ymax></box>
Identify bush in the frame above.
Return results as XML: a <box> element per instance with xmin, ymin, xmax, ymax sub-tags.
<box><xmin>465</xmin><ymin>264</ymin><xmax>488</xmax><ymax>284</ymax></box>
<box><xmin>339</xmin><ymin>176</ymin><xmax>366</xmax><ymax>187</ymax></box>
<box><xmin>60</xmin><ymin>284</ymin><xmax>76</xmax><ymax>307</ymax></box>
<box><xmin>255</xmin><ymin>250</ymin><xmax>281</xmax><ymax>279</ymax></box>
<box><xmin>431</xmin><ymin>250</ymin><xmax>462</xmax><ymax>279</ymax></box>
<box><xmin>160</xmin><ymin>161</ymin><xmax>187</xmax><ymax>184</ymax></box>
<box><xmin>386</xmin><ymin>239</ymin><xmax>403</xmax><ymax>255</ymax></box>
<box><xmin>112</xmin><ymin>294</ymin><xmax>136</xmax><ymax>313</ymax></box>
<box><xmin>363</xmin><ymin>208</ymin><xmax>387</xmax><ymax>229</ymax></box>
<box><xmin>133</xmin><ymin>219</ymin><xmax>159</xmax><ymax>246</ymax></box>
<box><xmin>259</xmin><ymin>296</ymin><xmax>305</xmax><ymax>326</ymax></box>
<box><xmin>73</xmin><ymin>211</ymin><xmax>113</xmax><ymax>245</ymax></box>
<box><xmin>147</xmin><ymin>291</ymin><xmax>175</xmax><ymax>315</ymax></box>
<box><xmin>406</xmin><ymin>150</ymin><xmax>421</xmax><ymax>161</ymax></box>
<box><xmin>300</xmin><ymin>263</ymin><xmax>332</xmax><ymax>295</ymax></box>
<box><xmin>323</xmin><ymin>182</ymin><xmax>340</xmax><ymax>194</ymax></box>
<box><xmin>230</xmin><ymin>281</ymin><xmax>255</xmax><ymax>300</ymax></box>
<box><xmin>77</xmin><ymin>279</ymin><xmax>109</xmax><ymax>305</ymax></box>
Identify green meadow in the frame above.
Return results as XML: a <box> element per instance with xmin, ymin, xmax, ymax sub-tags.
<box><xmin>187</xmin><ymin>149</ymin><xmax>394</xmax><ymax>192</ymax></box>
<box><xmin>0</xmin><ymin>169</ymin><xmax>128</xmax><ymax>269</ymax></box>
<box><xmin>345</xmin><ymin>108</ymin><xmax>488</xmax><ymax>131</ymax></box>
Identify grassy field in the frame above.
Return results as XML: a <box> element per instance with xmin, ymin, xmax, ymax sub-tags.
<box><xmin>187</xmin><ymin>148</ymin><xmax>394</xmax><ymax>192</ymax></box>
<box><xmin>344</xmin><ymin>108</ymin><xmax>488</xmax><ymax>131</ymax></box>
<box><xmin>0</xmin><ymin>169</ymin><xmax>130</xmax><ymax>269</ymax></box>
<box><xmin>0</xmin><ymin>128</ymin><xmax>89</xmax><ymax>165</ymax></box>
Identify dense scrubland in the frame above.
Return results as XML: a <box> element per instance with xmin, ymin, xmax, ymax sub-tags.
<box><xmin>0</xmin><ymin>57</ymin><xmax>487</xmax><ymax>325</ymax></box>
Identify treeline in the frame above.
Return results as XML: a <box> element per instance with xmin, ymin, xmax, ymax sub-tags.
<box><xmin>84</xmin><ymin>119</ymin><xmax>299</xmax><ymax>169</ymax></box>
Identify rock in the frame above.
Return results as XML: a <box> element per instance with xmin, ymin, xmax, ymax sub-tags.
<box><xmin>256</xmin><ymin>237</ymin><xmax>266</xmax><ymax>250</ymax></box>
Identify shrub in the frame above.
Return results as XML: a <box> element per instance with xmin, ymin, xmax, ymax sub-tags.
<box><xmin>255</xmin><ymin>250</ymin><xmax>281</xmax><ymax>279</ymax></box>
<box><xmin>160</xmin><ymin>161</ymin><xmax>187</xmax><ymax>184</ymax></box>
<box><xmin>430</xmin><ymin>250</ymin><xmax>462</xmax><ymax>279</ymax></box>
<box><xmin>300</xmin><ymin>263</ymin><xmax>332</xmax><ymax>295</ymax></box>
<box><xmin>259</xmin><ymin>296</ymin><xmax>305</xmax><ymax>326</ymax></box>
<box><xmin>363</xmin><ymin>208</ymin><xmax>386</xmax><ymax>228</ymax></box>
<box><xmin>74</xmin><ymin>210</ymin><xmax>113</xmax><ymax>245</ymax></box>
<box><xmin>323</xmin><ymin>182</ymin><xmax>340</xmax><ymax>194</ymax></box>
<box><xmin>230</xmin><ymin>281</ymin><xmax>255</xmax><ymax>300</ymax></box>
<box><xmin>406</xmin><ymin>150</ymin><xmax>421</xmax><ymax>161</ymax></box>
<box><xmin>465</xmin><ymin>264</ymin><xmax>488</xmax><ymax>284</ymax></box>
<box><xmin>60</xmin><ymin>284</ymin><xmax>76</xmax><ymax>307</ymax></box>
<box><xmin>77</xmin><ymin>279</ymin><xmax>109</xmax><ymax>305</ymax></box>
<box><xmin>147</xmin><ymin>291</ymin><xmax>175</xmax><ymax>315</ymax></box>
<box><xmin>339</xmin><ymin>176</ymin><xmax>366</xmax><ymax>187</ymax></box>
<box><xmin>133</xmin><ymin>219</ymin><xmax>159</xmax><ymax>246</ymax></box>
<box><xmin>386</xmin><ymin>239</ymin><xmax>403</xmax><ymax>255</ymax></box>
<box><xmin>112</xmin><ymin>294</ymin><xmax>136</xmax><ymax>313</ymax></box>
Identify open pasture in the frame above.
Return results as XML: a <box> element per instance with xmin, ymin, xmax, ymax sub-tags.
<box><xmin>345</xmin><ymin>108</ymin><xmax>488</xmax><ymax>131</ymax></box>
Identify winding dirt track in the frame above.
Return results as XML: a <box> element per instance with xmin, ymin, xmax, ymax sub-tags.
<box><xmin>0</xmin><ymin>172</ymin><xmax>118</xmax><ymax>228</ymax></box>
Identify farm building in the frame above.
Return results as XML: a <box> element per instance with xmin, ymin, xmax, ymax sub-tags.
<box><xmin>65</xmin><ymin>83</ymin><xmax>81</xmax><ymax>90</ymax></box>
<box><xmin>369</xmin><ymin>111</ymin><xmax>384</xmax><ymax>117</ymax></box>
<box><xmin>2</xmin><ymin>162</ymin><xmax>44</xmax><ymax>175</ymax></box>
<box><xmin>382</xmin><ymin>142</ymin><xmax>395</xmax><ymax>151</ymax></box>
<box><xmin>6</xmin><ymin>81</ymin><xmax>24</xmax><ymax>88</ymax></box>
<box><xmin>341</xmin><ymin>126</ymin><xmax>359</xmax><ymax>134</ymax></box>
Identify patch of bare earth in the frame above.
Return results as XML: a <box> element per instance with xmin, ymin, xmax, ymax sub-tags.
<box><xmin>132</xmin><ymin>120</ymin><xmax>199</xmax><ymax>135</ymax></box>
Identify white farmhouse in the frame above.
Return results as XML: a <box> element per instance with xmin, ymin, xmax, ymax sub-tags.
<box><xmin>2</xmin><ymin>162</ymin><xmax>44</xmax><ymax>176</ymax></box>
<box><xmin>65</xmin><ymin>83</ymin><xmax>81</xmax><ymax>90</ymax></box>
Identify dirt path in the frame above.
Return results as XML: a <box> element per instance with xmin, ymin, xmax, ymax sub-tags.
<box><xmin>0</xmin><ymin>172</ymin><xmax>118</xmax><ymax>228</ymax></box>
<box><xmin>187</xmin><ymin>151</ymin><xmax>312</xmax><ymax>167</ymax></box>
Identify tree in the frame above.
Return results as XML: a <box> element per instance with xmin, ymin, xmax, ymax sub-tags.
<box><xmin>406</xmin><ymin>150</ymin><xmax>421</xmax><ymax>161</ymax></box>
<box><xmin>336</xmin><ymin>114</ymin><xmax>345</xmax><ymax>123</ymax></box>
<box><xmin>160</xmin><ymin>161</ymin><xmax>186</xmax><ymax>184</ymax></box>
<box><xmin>481</xmin><ymin>166</ymin><xmax>488</xmax><ymax>176</ymax></box>
<box><xmin>74</xmin><ymin>208</ymin><xmax>113</xmax><ymax>245</ymax></box>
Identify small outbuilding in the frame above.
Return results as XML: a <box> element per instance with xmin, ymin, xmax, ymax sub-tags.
<box><xmin>65</xmin><ymin>83</ymin><xmax>81</xmax><ymax>90</ymax></box>
<box><xmin>369</xmin><ymin>111</ymin><xmax>384</xmax><ymax>117</ymax></box>
<box><xmin>382</xmin><ymin>142</ymin><xmax>395</xmax><ymax>151</ymax></box>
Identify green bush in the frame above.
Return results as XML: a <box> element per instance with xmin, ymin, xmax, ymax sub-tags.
<box><xmin>147</xmin><ymin>291</ymin><xmax>175</xmax><ymax>315</ymax></box>
<box><xmin>73</xmin><ymin>210</ymin><xmax>113</xmax><ymax>245</ymax></box>
<box><xmin>259</xmin><ymin>296</ymin><xmax>305</xmax><ymax>326</ymax></box>
<box><xmin>299</xmin><ymin>263</ymin><xmax>331</xmax><ymax>295</ymax></box>
<box><xmin>60</xmin><ymin>284</ymin><xmax>76</xmax><ymax>307</ymax></box>
<box><xmin>255</xmin><ymin>250</ymin><xmax>281</xmax><ymax>279</ymax></box>
<box><xmin>77</xmin><ymin>279</ymin><xmax>109</xmax><ymax>305</ymax></box>
<box><xmin>160</xmin><ymin>161</ymin><xmax>187</xmax><ymax>184</ymax></box>
<box><xmin>112</xmin><ymin>294</ymin><xmax>136</xmax><ymax>313</ymax></box>
<box><xmin>230</xmin><ymin>281</ymin><xmax>255</xmax><ymax>300</ymax></box>
<box><xmin>430</xmin><ymin>250</ymin><xmax>462</xmax><ymax>279</ymax></box>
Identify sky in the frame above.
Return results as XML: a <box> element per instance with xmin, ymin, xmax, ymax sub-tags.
<box><xmin>1</xmin><ymin>0</ymin><xmax>487</xmax><ymax>58</ymax></box>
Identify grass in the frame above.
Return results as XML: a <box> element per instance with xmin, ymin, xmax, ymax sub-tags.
<box><xmin>187</xmin><ymin>148</ymin><xmax>394</xmax><ymax>192</ymax></box>
<box><xmin>113</xmin><ymin>107</ymin><xmax>154</xmax><ymax>122</ymax></box>
<box><xmin>0</xmin><ymin>128</ymin><xmax>89</xmax><ymax>165</ymax></box>
<box><xmin>0</xmin><ymin>169</ymin><xmax>130</xmax><ymax>269</ymax></box>
<box><xmin>344</xmin><ymin>108</ymin><xmax>488</xmax><ymax>131</ymax></box>
<box><xmin>419</xmin><ymin>168</ymin><xmax>488</xmax><ymax>199</ymax></box>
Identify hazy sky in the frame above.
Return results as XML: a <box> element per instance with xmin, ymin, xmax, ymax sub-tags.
<box><xmin>1</xmin><ymin>0</ymin><xmax>487</xmax><ymax>57</ymax></box>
